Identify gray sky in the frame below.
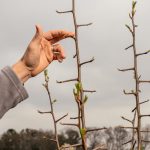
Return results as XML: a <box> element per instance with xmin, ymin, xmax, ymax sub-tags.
<box><xmin>0</xmin><ymin>0</ymin><xmax>150</xmax><ymax>134</ymax></box>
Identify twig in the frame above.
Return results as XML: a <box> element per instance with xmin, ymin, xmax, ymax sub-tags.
<box><xmin>77</xmin><ymin>23</ymin><xmax>93</xmax><ymax>28</ymax></box>
<box><xmin>125</xmin><ymin>24</ymin><xmax>133</xmax><ymax>34</ymax></box>
<box><xmin>121</xmin><ymin>116</ymin><xmax>132</xmax><ymax>124</ymax></box>
<box><xmin>60</xmin><ymin>122</ymin><xmax>79</xmax><ymax>127</ymax></box>
<box><xmin>140</xmin><ymin>114</ymin><xmax>150</xmax><ymax>118</ymax></box>
<box><xmin>80</xmin><ymin>57</ymin><xmax>94</xmax><ymax>66</ymax></box>
<box><xmin>56</xmin><ymin>10</ymin><xmax>72</xmax><ymax>14</ymax></box>
<box><xmin>37</xmin><ymin>110</ymin><xmax>51</xmax><ymax>114</ymax></box>
<box><xmin>123</xmin><ymin>89</ymin><xmax>136</xmax><ymax>96</ymax></box>
<box><xmin>56</xmin><ymin>113</ymin><xmax>68</xmax><ymax>123</ymax></box>
<box><xmin>118</xmin><ymin>67</ymin><xmax>134</xmax><ymax>72</ymax></box>
<box><xmin>125</xmin><ymin>44</ymin><xmax>133</xmax><ymax>50</ymax></box>
<box><xmin>86</xmin><ymin>127</ymin><xmax>107</xmax><ymax>133</ymax></box>
<box><xmin>136</xmin><ymin>50</ymin><xmax>150</xmax><ymax>57</ymax></box>
<box><xmin>83</xmin><ymin>90</ymin><xmax>96</xmax><ymax>93</ymax></box>
<box><xmin>56</xmin><ymin>78</ymin><xmax>77</xmax><ymax>83</ymax></box>
<box><xmin>131</xmin><ymin>141</ymin><xmax>136</xmax><ymax>150</ymax></box>
<box><xmin>122</xmin><ymin>139</ymin><xmax>132</xmax><ymax>145</ymax></box>
<box><xmin>70</xmin><ymin>116</ymin><xmax>81</xmax><ymax>119</ymax></box>
<box><xmin>139</xmin><ymin>80</ymin><xmax>150</xmax><ymax>83</ymax></box>
<box><xmin>132</xmin><ymin>100</ymin><xmax>149</xmax><ymax>112</ymax></box>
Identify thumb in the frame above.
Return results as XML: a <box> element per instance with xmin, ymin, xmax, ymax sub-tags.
<box><xmin>34</xmin><ymin>25</ymin><xmax>43</xmax><ymax>42</ymax></box>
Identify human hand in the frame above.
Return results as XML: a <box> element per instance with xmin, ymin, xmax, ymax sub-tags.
<box><xmin>12</xmin><ymin>25</ymin><xmax>74</xmax><ymax>83</ymax></box>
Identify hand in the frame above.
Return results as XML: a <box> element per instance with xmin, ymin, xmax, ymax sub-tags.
<box><xmin>12</xmin><ymin>25</ymin><xmax>74</xmax><ymax>83</ymax></box>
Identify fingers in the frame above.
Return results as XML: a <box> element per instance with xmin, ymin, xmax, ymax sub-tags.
<box><xmin>44</xmin><ymin>30</ymin><xmax>75</xmax><ymax>44</ymax></box>
<box><xmin>52</xmin><ymin>44</ymin><xmax>66</xmax><ymax>63</ymax></box>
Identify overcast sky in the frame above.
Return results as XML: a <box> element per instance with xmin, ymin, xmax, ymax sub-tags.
<box><xmin>0</xmin><ymin>0</ymin><xmax>150</xmax><ymax>134</ymax></box>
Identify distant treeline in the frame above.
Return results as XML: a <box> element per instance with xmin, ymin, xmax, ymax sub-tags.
<box><xmin>0</xmin><ymin>125</ymin><xmax>150</xmax><ymax>150</ymax></box>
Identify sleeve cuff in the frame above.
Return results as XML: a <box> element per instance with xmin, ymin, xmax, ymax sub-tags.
<box><xmin>1</xmin><ymin>66</ymin><xmax>29</xmax><ymax>100</ymax></box>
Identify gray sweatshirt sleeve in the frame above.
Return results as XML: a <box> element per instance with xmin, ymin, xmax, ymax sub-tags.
<box><xmin>0</xmin><ymin>66</ymin><xmax>28</xmax><ymax>118</ymax></box>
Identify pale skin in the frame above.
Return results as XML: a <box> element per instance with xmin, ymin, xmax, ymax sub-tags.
<box><xmin>12</xmin><ymin>25</ymin><xmax>74</xmax><ymax>83</ymax></box>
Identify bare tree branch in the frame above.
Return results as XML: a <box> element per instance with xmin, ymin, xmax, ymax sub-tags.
<box><xmin>83</xmin><ymin>90</ymin><xmax>96</xmax><ymax>93</ymax></box>
<box><xmin>125</xmin><ymin>44</ymin><xmax>133</xmax><ymax>50</ymax></box>
<box><xmin>121</xmin><ymin>116</ymin><xmax>132</xmax><ymax>124</ymax></box>
<box><xmin>118</xmin><ymin>67</ymin><xmax>134</xmax><ymax>72</ymax></box>
<box><xmin>56</xmin><ymin>10</ymin><xmax>72</xmax><ymax>14</ymax></box>
<box><xmin>132</xmin><ymin>100</ymin><xmax>149</xmax><ymax>112</ymax></box>
<box><xmin>125</xmin><ymin>24</ymin><xmax>133</xmax><ymax>34</ymax></box>
<box><xmin>122</xmin><ymin>139</ymin><xmax>132</xmax><ymax>145</ymax></box>
<box><xmin>86</xmin><ymin>127</ymin><xmax>107</xmax><ymax>133</ymax></box>
<box><xmin>37</xmin><ymin>110</ymin><xmax>51</xmax><ymax>114</ymax></box>
<box><xmin>131</xmin><ymin>141</ymin><xmax>136</xmax><ymax>150</ymax></box>
<box><xmin>139</xmin><ymin>80</ymin><xmax>150</xmax><ymax>83</ymax></box>
<box><xmin>123</xmin><ymin>89</ymin><xmax>136</xmax><ymax>96</ymax></box>
<box><xmin>140</xmin><ymin>114</ymin><xmax>150</xmax><ymax>118</ymax></box>
<box><xmin>136</xmin><ymin>50</ymin><xmax>150</xmax><ymax>57</ymax></box>
<box><xmin>56</xmin><ymin>78</ymin><xmax>78</xmax><ymax>83</ymax></box>
<box><xmin>60</xmin><ymin>122</ymin><xmax>79</xmax><ymax>127</ymax></box>
<box><xmin>77</xmin><ymin>23</ymin><xmax>93</xmax><ymax>27</ymax></box>
<box><xmin>80</xmin><ymin>57</ymin><xmax>95</xmax><ymax>66</ymax></box>
<box><xmin>70</xmin><ymin>116</ymin><xmax>81</xmax><ymax>119</ymax></box>
<box><xmin>56</xmin><ymin>113</ymin><xmax>68</xmax><ymax>123</ymax></box>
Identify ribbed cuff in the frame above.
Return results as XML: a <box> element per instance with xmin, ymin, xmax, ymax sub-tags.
<box><xmin>1</xmin><ymin>66</ymin><xmax>28</xmax><ymax>100</ymax></box>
